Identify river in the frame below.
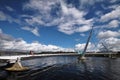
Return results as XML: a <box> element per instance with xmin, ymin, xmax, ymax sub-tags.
<box><xmin>0</xmin><ymin>55</ymin><xmax>120</xmax><ymax>80</ymax></box>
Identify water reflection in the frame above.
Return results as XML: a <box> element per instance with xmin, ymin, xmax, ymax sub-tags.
<box><xmin>0</xmin><ymin>56</ymin><xmax>120</xmax><ymax>80</ymax></box>
<box><xmin>22</xmin><ymin>56</ymin><xmax>77</xmax><ymax>69</ymax></box>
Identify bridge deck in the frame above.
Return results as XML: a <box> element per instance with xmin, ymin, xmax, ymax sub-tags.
<box><xmin>0</xmin><ymin>53</ymin><xmax>118</xmax><ymax>63</ymax></box>
<box><xmin>0</xmin><ymin>53</ymin><xmax>76</xmax><ymax>60</ymax></box>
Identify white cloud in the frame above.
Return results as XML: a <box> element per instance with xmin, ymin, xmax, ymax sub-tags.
<box><xmin>60</xmin><ymin>0</ymin><xmax>85</xmax><ymax>19</ymax></box>
<box><xmin>0</xmin><ymin>28</ymin><xmax>72</xmax><ymax>52</ymax></box>
<box><xmin>105</xmin><ymin>37</ymin><xmax>120</xmax><ymax>51</ymax></box>
<box><xmin>108</xmin><ymin>20</ymin><xmax>119</xmax><ymax>28</ymax></box>
<box><xmin>23</xmin><ymin>0</ymin><xmax>93</xmax><ymax>35</ymax></box>
<box><xmin>58</xmin><ymin>23</ymin><xmax>76</xmax><ymax>35</ymax></box>
<box><xmin>24</xmin><ymin>0</ymin><xmax>58</xmax><ymax>13</ymax></box>
<box><xmin>31</xmin><ymin>27</ymin><xmax>40</xmax><ymax>37</ymax></box>
<box><xmin>58</xmin><ymin>23</ymin><xmax>92</xmax><ymax>35</ymax></box>
<box><xmin>76</xmin><ymin>25</ymin><xmax>92</xmax><ymax>32</ymax></box>
<box><xmin>80</xmin><ymin>33</ymin><xmax>85</xmax><ymax>37</ymax></box>
<box><xmin>96</xmin><ymin>19</ymin><xmax>119</xmax><ymax>29</ymax></box>
<box><xmin>22</xmin><ymin>26</ymin><xmax>40</xmax><ymax>36</ymax></box>
<box><xmin>0</xmin><ymin>11</ymin><xmax>21</xmax><ymax>24</ymax></box>
<box><xmin>79</xmin><ymin>0</ymin><xmax>103</xmax><ymax>9</ymax></box>
<box><xmin>6</xmin><ymin>6</ymin><xmax>14</xmax><ymax>12</ymax></box>
<box><xmin>57</xmin><ymin>1</ymin><xmax>93</xmax><ymax>34</ymax></box>
<box><xmin>75</xmin><ymin>43</ymin><xmax>86</xmax><ymax>50</ymax></box>
<box><xmin>58</xmin><ymin>0</ymin><xmax>93</xmax><ymax>34</ymax></box>
<box><xmin>25</xmin><ymin>16</ymin><xmax>45</xmax><ymax>26</ymax></box>
<box><xmin>99</xmin><ymin>37</ymin><xmax>120</xmax><ymax>51</ymax></box>
<box><xmin>98</xmin><ymin>30</ymin><xmax>120</xmax><ymax>39</ymax></box>
<box><xmin>23</xmin><ymin>0</ymin><xmax>59</xmax><ymax>24</ymax></box>
<box><xmin>0</xmin><ymin>30</ymin><xmax>14</xmax><ymax>41</ymax></box>
<box><xmin>0</xmin><ymin>11</ymin><xmax>7</xmax><ymax>21</ymax></box>
<box><xmin>75</xmin><ymin>42</ymin><xmax>95</xmax><ymax>51</ymax></box>
<box><xmin>95</xmin><ymin>11</ymin><xmax>103</xmax><ymax>17</ymax></box>
<box><xmin>108</xmin><ymin>4</ymin><xmax>120</xmax><ymax>9</ymax></box>
<box><xmin>100</xmin><ymin>5</ymin><xmax>120</xmax><ymax>22</ymax></box>
<box><xmin>0</xmin><ymin>28</ymin><xmax>2</xmax><ymax>33</ymax></box>
<box><xmin>110</xmin><ymin>0</ymin><xmax>118</xmax><ymax>3</ymax></box>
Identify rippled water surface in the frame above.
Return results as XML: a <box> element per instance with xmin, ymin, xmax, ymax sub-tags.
<box><xmin>0</xmin><ymin>56</ymin><xmax>120</xmax><ymax>80</ymax></box>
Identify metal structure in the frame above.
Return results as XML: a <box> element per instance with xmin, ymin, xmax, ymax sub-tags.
<box><xmin>78</xmin><ymin>26</ymin><xmax>93</xmax><ymax>60</ymax></box>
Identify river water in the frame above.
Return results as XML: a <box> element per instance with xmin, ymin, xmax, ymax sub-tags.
<box><xmin>0</xmin><ymin>55</ymin><xmax>120</xmax><ymax>80</ymax></box>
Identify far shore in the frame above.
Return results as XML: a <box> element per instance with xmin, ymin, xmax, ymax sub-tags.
<box><xmin>0</xmin><ymin>51</ymin><xmax>120</xmax><ymax>57</ymax></box>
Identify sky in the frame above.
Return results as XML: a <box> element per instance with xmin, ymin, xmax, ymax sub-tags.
<box><xmin>0</xmin><ymin>0</ymin><xmax>120</xmax><ymax>52</ymax></box>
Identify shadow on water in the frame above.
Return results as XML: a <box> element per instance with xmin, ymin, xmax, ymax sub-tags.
<box><xmin>0</xmin><ymin>56</ymin><xmax>120</xmax><ymax>80</ymax></box>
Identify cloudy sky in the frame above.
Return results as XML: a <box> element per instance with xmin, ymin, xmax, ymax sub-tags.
<box><xmin>0</xmin><ymin>0</ymin><xmax>120</xmax><ymax>52</ymax></box>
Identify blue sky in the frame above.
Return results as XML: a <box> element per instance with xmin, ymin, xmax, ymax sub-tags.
<box><xmin>0</xmin><ymin>0</ymin><xmax>120</xmax><ymax>52</ymax></box>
